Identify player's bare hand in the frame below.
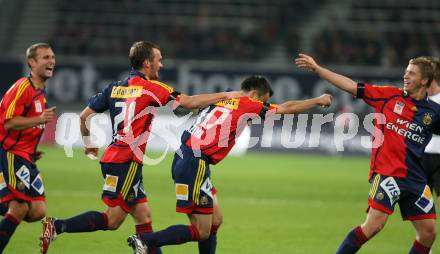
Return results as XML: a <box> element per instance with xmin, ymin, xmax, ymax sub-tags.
<box><xmin>84</xmin><ymin>147</ymin><xmax>99</xmax><ymax>160</ymax></box>
<box><xmin>295</xmin><ymin>53</ymin><xmax>320</xmax><ymax>73</ymax></box>
<box><xmin>225</xmin><ymin>91</ymin><xmax>242</xmax><ymax>99</ymax></box>
<box><xmin>317</xmin><ymin>93</ymin><xmax>333</xmax><ymax>108</ymax></box>
<box><xmin>39</xmin><ymin>106</ymin><xmax>56</xmax><ymax>123</ymax></box>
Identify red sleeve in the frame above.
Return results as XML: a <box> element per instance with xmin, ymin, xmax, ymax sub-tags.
<box><xmin>356</xmin><ymin>82</ymin><xmax>402</xmax><ymax>109</ymax></box>
<box><xmin>2</xmin><ymin>78</ymin><xmax>31</xmax><ymax>120</ymax></box>
<box><xmin>146</xmin><ymin>80</ymin><xmax>178</xmax><ymax>106</ymax></box>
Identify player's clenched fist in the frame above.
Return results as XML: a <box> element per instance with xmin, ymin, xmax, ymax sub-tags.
<box><xmin>317</xmin><ymin>93</ymin><xmax>332</xmax><ymax>108</ymax></box>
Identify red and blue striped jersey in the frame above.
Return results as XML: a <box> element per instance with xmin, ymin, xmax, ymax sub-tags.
<box><xmin>183</xmin><ymin>96</ymin><xmax>277</xmax><ymax>165</ymax></box>
<box><xmin>0</xmin><ymin>77</ymin><xmax>47</xmax><ymax>163</ymax></box>
<box><xmin>88</xmin><ymin>70</ymin><xmax>179</xmax><ymax>164</ymax></box>
<box><xmin>358</xmin><ymin>83</ymin><xmax>440</xmax><ymax>181</ymax></box>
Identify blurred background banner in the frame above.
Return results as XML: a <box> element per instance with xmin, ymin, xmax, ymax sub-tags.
<box><xmin>0</xmin><ymin>0</ymin><xmax>435</xmax><ymax>155</ymax></box>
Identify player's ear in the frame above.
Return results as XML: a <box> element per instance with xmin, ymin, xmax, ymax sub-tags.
<box><xmin>249</xmin><ymin>90</ymin><xmax>258</xmax><ymax>100</ymax></box>
<box><xmin>421</xmin><ymin>78</ymin><xmax>429</xmax><ymax>87</ymax></box>
<box><xmin>28</xmin><ymin>58</ymin><xmax>36</xmax><ymax>69</ymax></box>
<box><xmin>143</xmin><ymin>59</ymin><xmax>150</xmax><ymax>69</ymax></box>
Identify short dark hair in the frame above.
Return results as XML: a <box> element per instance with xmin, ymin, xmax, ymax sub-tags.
<box><xmin>241</xmin><ymin>76</ymin><xmax>274</xmax><ymax>97</ymax></box>
<box><xmin>26</xmin><ymin>43</ymin><xmax>51</xmax><ymax>68</ymax></box>
<box><xmin>129</xmin><ymin>41</ymin><xmax>159</xmax><ymax>70</ymax></box>
<box><xmin>409</xmin><ymin>57</ymin><xmax>434</xmax><ymax>88</ymax></box>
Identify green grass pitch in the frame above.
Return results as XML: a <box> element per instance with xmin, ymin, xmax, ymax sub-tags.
<box><xmin>5</xmin><ymin>145</ymin><xmax>439</xmax><ymax>253</ymax></box>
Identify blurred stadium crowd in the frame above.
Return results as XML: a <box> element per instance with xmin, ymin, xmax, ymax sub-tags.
<box><xmin>1</xmin><ymin>0</ymin><xmax>440</xmax><ymax>67</ymax></box>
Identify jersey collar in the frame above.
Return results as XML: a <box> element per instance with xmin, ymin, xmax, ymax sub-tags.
<box><xmin>129</xmin><ymin>69</ymin><xmax>148</xmax><ymax>80</ymax></box>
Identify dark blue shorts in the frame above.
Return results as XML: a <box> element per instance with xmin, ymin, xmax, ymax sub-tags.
<box><xmin>100</xmin><ymin>161</ymin><xmax>147</xmax><ymax>213</ymax></box>
<box><xmin>0</xmin><ymin>146</ymin><xmax>45</xmax><ymax>203</ymax></box>
<box><xmin>172</xmin><ymin>146</ymin><xmax>214</xmax><ymax>214</ymax></box>
<box><xmin>368</xmin><ymin>173</ymin><xmax>436</xmax><ymax>220</ymax></box>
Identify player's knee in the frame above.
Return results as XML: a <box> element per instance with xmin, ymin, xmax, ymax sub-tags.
<box><xmin>212</xmin><ymin>213</ymin><xmax>223</xmax><ymax>227</ymax></box>
<box><xmin>106</xmin><ymin>216</ymin><xmax>125</xmax><ymax>230</ymax></box>
<box><xmin>198</xmin><ymin>230</ymin><xmax>211</xmax><ymax>240</ymax></box>
<box><xmin>25</xmin><ymin>208</ymin><xmax>46</xmax><ymax>222</ymax></box>
<box><xmin>418</xmin><ymin>225</ymin><xmax>437</xmax><ymax>244</ymax></box>
<box><xmin>9</xmin><ymin>202</ymin><xmax>29</xmax><ymax>221</ymax></box>
<box><xmin>197</xmin><ymin>226</ymin><xmax>211</xmax><ymax>240</ymax></box>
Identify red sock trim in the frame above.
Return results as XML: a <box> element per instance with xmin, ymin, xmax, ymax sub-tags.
<box><xmin>188</xmin><ymin>225</ymin><xmax>200</xmax><ymax>241</ymax></box>
<box><xmin>136</xmin><ymin>222</ymin><xmax>153</xmax><ymax>234</ymax></box>
<box><xmin>4</xmin><ymin>213</ymin><xmax>19</xmax><ymax>225</ymax></box>
<box><xmin>102</xmin><ymin>213</ymin><xmax>109</xmax><ymax>230</ymax></box>
<box><xmin>413</xmin><ymin>240</ymin><xmax>431</xmax><ymax>254</ymax></box>
<box><xmin>354</xmin><ymin>226</ymin><xmax>368</xmax><ymax>246</ymax></box>
<box><xmin>210</xmin><ymin>224</ymin><xmax>220</xmax><ymax>234</ymax></box>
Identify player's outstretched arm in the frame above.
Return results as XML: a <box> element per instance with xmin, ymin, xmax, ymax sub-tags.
<box><xmin>4</xmin><ymin>106</ymin><xmax>56</xmax><ymax>130</ymax></box>
<box><xmin>79</xmin><ymin>106</ymin><xmax>99</xmax><ymax>158</ymax></box>
<box><xmin>276</xmin><ymin>94</ymin><xmax>333</xmax><ymax>114</ymax></box>
<box><xmin>179</xmin><ymin>91</ymin><xmax>241</xmax><ymax>109</ymax></box>
<box><xmin>295</xmin><ymin>53</ymin><xmax>357</xmax><ymax>96</ymax></box>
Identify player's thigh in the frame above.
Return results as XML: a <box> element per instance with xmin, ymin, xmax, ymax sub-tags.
<box><xmin>130</xmin><ymin>202</ymin><xmax>152</xmax><ymax>224</ymax></box>
<box><xmin>212</xmin><ymin>194</ymin><xmax>223</xmax><ymax>226</ymax></box>
<box><xmin>412</xmin><ymin>218</ymin><xmax>436</xmax><ymax>235</ymax></box>
<box><xmin>26</xmin><ymin>200</ymin><xmax>46</xmax><ymax>221</ymax></box>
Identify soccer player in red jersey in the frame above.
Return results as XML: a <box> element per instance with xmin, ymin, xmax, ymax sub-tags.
<box><xmin>127</xmin><ymin>75</ymin><xmax>332</xmax><ymax>254</ymax></box>
<box><xmin>40</xmin><ymin>41</ymin><xmax>240</xmax><ymax>254</ymax></box>
<box><xmin>296</xmin><ymin>53</ymin><xmax>440</xmax><ymax>254</ymax></box>
<box><xmin>0</xmin><ymin>43</ymin><xmax>56</xmax><ymax>253</ymax></box>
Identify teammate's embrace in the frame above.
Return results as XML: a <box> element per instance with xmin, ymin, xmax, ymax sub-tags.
<box><xmin>296</xmin><ymin>53</ymin><xmax>440</xmax><ymax>254</ymax></box>
<box><xmin>40</xmin><ymin>41</ymin><xmax>240</xmax><ymax>254</ymax></box>
<box><xmin>127</xmin><ymin>75</ymin><xmax>332</xmax><ymax>254</ymax></box>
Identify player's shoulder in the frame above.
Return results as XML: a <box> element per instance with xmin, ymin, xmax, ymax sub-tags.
<box><xmin>214</xmin><ymin>97</ymin><xmax>241</xmax><ymax>110</ymax></box>
<box><xmin>145</xmin><ymin>80</ymin><xmax>174</xmax><ymax>93</ymax></box>
<box><xmin>5</xmin><ymin>77</ymin><xmax>32</xmax><ymax>98</ymax></box>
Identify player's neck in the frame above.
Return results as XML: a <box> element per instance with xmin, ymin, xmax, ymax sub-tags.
<box><xmin>29</xmin><ymin>73</ymin><xmax>46</xmax><ymax>90</ymax></box>
<box><xmin>408</xmin><ymin>88</ymin><xmax>427</xmax><ymax>101</ymax></box>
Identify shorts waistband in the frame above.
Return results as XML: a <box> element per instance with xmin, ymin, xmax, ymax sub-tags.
<box><xmin>179</xmin><ymin>145</ymin><xmax>212</xmax><ymax>164</ymax></box>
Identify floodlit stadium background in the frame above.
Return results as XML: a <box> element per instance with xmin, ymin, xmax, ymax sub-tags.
<box><xmin>0</xmin><ymin>0</ymin><xmax>439</xmax><ymax>253</ymax></box>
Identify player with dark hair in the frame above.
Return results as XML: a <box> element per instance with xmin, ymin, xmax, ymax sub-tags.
<box><xmin>39</xmin><ymin>41</ymin><xmax>240</xmax><ymax>254</ymax></box>
<box><xmin>422</xmin><ymin>56</ymin><xmax>440</xmax><ymax>209</ymax></box>
<box><xmin>296</xmin><ymin>53</ymin><xmax>440</xmax><ymax>254</ymax></box>
<box><xmin>0</xmin><ymin>43</ymin><xmax>56</xmax><ymax>253</ymax></box>
<box><xmin>127</xmin><ymin>75</ymin><xmax>333</xmax><ymax>254</ymax></box>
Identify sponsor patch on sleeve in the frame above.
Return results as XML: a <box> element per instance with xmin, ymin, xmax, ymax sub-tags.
<box><xmin>175</xmin><ymin>184</ymin><xmax>189</xmax><ymax>201</ymax></box>
<box><xmin>103</xmin><ymin>175</ymin><xmax>118</xmax><ymax>192</ymax></box>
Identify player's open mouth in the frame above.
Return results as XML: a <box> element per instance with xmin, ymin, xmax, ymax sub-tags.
<box><xmin>46</xmin><ymin>67</ymin><xmax>54</xmax><ymax>71</ymax></box>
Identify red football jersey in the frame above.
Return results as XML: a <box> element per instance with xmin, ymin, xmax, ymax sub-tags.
<box><xmin>358</xmin><ymin>83</ymin><xmax>440</xmax><ymax>181</ymax></box>
<box><xmin>0</xmin><ymin>77</ymin><xmax>47</xmax><ymax>163</ymax></box>
<box><xmin>88</xmin><ymin>70</ymin><xmax>179</xmax><ymax>164</ymax></box>
<box><xmin>184</xmin><ymin>96</ymin><xmax>277</xmax><ymax>164</ymax></box>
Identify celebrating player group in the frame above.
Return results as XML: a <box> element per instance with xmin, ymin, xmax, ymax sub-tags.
<box><xmin>0</xmin><ymin>40</ymin><xmax>439</xmax><ymax>254</ymax></box>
